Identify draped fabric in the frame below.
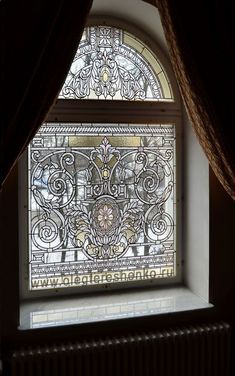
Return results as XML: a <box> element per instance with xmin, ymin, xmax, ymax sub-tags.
<box><xmin>157</xmin><ymin>0</ymin><xmax>235</xmax><ymax>200</ymax></box>
<box><xmin>1</xmin><ymin>0</ymin><xmax>93</xmax><ymax>188</ymax></box>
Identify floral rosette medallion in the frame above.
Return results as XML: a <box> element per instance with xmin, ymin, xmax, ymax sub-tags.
<box><xmin>93</xmin><ymin>197</ymin><xmax>119</xmax><ymax>236</ymax></box>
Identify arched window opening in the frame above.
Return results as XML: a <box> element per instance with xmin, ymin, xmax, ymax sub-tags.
<box><xmin>21</xmin><ymin>24</ymin><xmax>181</xmax><ymax>296</ymax></box>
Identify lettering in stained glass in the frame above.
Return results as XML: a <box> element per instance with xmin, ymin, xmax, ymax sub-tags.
<box><xmin>28</xmin><ymin>123</ymin><xmax>176</xmax><ymax>290</ymax></box>
<box><xmin>59</xmin><ymin>26</ymin><xmax>173</xmax><ymax>101</ymax></box>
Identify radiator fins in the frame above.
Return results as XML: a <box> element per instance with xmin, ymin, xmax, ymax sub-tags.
<box><xmin>9</xmin><ymin>322</ymin><xmax>231</xmax><ymax>376</ymax></box>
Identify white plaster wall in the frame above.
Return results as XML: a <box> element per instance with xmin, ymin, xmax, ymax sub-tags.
<box><xmin>183</xmin><ymin>109</ymin><xmax>209</xmax><ymax>301</ymax></box>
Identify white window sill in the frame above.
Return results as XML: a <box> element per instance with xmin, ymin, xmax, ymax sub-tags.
<box><xmin>20</xmin><ymin>286</ymin><xmax>212</xmax><ymax>330</ymax></box>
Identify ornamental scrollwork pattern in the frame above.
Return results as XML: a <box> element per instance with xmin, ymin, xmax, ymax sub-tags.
<box><xmin>28</xmin><ymin>124</ymin><xmax>176</xmax><ymax>288</ymax></box>
<box><xmin>59</xmin><ymin>26</ymin><xmax>166</xmax><ymax>101</ymax></box>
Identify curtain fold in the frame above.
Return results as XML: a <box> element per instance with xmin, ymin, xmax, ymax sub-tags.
<box><xmin>157</xmin><ymin>0</ymin><xmax>235</xmax><ymax>200</ymax></box>
<box><xmin>1</xmin><ymin>0</ymin><xmax>93</xmax><ymax>188</ymax></box>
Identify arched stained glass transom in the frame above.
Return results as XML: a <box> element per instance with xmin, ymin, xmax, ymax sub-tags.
<box><xmin>59</xmin><ymin>26</ymin><xmax>173</xmax><ymax>101</ymax></box>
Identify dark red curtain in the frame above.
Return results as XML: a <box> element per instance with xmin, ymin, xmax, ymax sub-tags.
<box><xmin>1</xmin><ymin>0</ymin><xmax>93</xmax><ymax>188</ymax></box>
<box><xmin>157</xmin><ymin>0</ymin><xmax>235</xmax><ymax>199</ymax></box>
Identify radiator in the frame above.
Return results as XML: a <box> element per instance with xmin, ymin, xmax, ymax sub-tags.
<box><xmin>10</xmin><ymin>322</ymin><xmax>230</xmax><ymax>376</ymax></box>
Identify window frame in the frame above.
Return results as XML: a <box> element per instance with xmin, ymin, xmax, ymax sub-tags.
<box><xmin>19</xmin><ymin>108</ymin><xmax>183</xmax><ymax>300</ymax></box>
<box><xmin>19</xmin><ymin>22</ymin><xmax>183</xmax><ymax>300</ymax></box>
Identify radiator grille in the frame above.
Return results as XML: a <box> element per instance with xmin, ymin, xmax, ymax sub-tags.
<box><xmin>10</xmin><ymin>322</ymin><xmax>230</xmax><ymax>376</ymax></box>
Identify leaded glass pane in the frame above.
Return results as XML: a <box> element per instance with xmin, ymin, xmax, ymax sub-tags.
<box><xmin>28</xmin><ymin>123</ymin><xmax>176</xmax><ymax>290</ymax></box>
<box><xmin>59</xmin><ymin>26</ymin><xmax>173</xmax><ymax>101</ymax></box>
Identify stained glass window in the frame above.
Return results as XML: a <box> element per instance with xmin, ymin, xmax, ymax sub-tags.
<box><xmin>28</xmin><ymin>123</ymin><xmax>176</xmax><ymax>290</ymax></box>
<box><xmin>23</xmin><ymin>24</ymin><xmax>179</xmax><ymax>293</ymax></box>
<box><xmin>59</xmin><ymin>26</ymin><xmax>173</xmax><ymax>101</ymax></box>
